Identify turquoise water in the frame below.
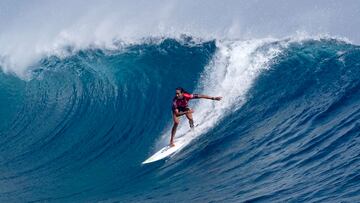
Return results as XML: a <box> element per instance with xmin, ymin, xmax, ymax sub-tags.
<box><xmin>0</xmin><ymin>37</ymin><xmax>359</xmax><ymax>202</ymax></box>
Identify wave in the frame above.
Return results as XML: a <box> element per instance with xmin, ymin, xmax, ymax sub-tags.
<box><xmin>0</xmin><ymin>37</ymin><xmax>359</xmax><ymax>202</ymax></box>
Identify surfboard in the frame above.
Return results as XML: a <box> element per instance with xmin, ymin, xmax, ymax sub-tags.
<box><xmin>142</xmin><ymin>142</ymin><xmax>185</xmax><ymax>164</ymax></box>
<box><xmin>142</xmin><ymin>125</ymin><xmax>199</xmax><ymax>164</ymax></box>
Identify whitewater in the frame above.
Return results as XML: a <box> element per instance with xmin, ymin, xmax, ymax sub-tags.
<box><xmin>1</xmin><ymin>1</ymin><xmax>360</xmax><ymax>202</ymax></box>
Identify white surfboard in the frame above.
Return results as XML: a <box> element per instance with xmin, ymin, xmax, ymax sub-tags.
<box><xmin>142</xmin><ymin>142</ymin><xmax>185</xmax><ymax>164</ymax></box>
<box><xmin>142</xmin><ymin>125</ymin><xmax>200</xmax><ymax>164</ymax></box>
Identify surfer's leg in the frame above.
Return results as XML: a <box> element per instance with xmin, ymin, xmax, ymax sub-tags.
<box><xmin>185</xmin><ymin>111</ymin><xmax>194</xmax><ymax>129</ymax></box>
<box><xmin>170</xmin><ymin>114</ymin><xmax>180</xmax><ymax>146</ymax></box>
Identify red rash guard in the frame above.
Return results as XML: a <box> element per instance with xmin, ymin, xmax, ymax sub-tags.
<box><xmin>172</xmin><ymin>93</ymin><xmax>198</xmax><ymax>112</ymax></box>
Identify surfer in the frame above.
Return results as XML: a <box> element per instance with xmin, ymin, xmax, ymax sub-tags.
<box><xmin>170</xmin><ymin>87</ymin><xmax>222</xmax><ymax>147</ymax></box>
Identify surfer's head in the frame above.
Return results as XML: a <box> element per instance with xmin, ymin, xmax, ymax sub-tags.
<box><xmin>175</xmin><ymin>87</ymin><xmax>185</xmax><ymax>99</ymax></box>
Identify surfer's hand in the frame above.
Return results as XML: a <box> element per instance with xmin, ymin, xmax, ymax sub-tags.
<box><xmin>213</xmin><ymin>96</ymin><xmax>222</xmax><ymax>101</ymax></box>
<box><xmin>187</xmin><ymin>109</ymin><xmax>194</xmax><ymax>114</ymax></box>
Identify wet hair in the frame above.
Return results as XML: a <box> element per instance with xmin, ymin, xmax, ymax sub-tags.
<box><xmin>176</xmin><ymin>87</ymin><xmax>190</xmax><ymax>94</ymax></box>
<box><xmin>176</xmin><ymin>87</ymin><xmax>185</xmax><ymax>93</ymax></box>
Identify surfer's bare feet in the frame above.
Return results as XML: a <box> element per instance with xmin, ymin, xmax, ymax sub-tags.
<box><xmin>170</xmin><ymin>143</ymin><xmax>175</xmax><ymax>147</ymax></box>
<box><xmin>189</xmin><ymin>120</ymin><xmax>194</xmax><ymax>129</ymax></box>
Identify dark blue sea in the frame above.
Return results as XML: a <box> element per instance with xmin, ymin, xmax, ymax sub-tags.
<box><xmin>0</xmin><ymin>37</ymin><xmax>360</xmax><ymax>202</ymax></box>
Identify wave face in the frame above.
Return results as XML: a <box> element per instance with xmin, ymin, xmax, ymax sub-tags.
<box><xmin>0</xmin><ymin>37</ymin><xmax>359</xmax><ymax>202</ymax></box>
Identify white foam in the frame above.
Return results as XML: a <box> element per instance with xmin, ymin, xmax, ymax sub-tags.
<box><xmin>1</xmin><ymin>1</ymin><xmax>358</xmax><ymax>78</ymax></box>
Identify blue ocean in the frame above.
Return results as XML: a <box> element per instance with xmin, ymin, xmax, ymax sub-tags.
<box><xmin>0</xmin><ymin>36</ymin><xmax>360</xmax><ymax>202</ymax></box>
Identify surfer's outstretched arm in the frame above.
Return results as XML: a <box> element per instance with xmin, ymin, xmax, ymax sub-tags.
<box><xmin>193</xmin><ymin>94</ymin><xmax>222</xmax><ymax>101</ymax></box>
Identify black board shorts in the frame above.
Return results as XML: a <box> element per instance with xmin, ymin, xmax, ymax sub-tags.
<box><xmin>177</xmin><ymin>106</ymin><xmax>190</xmax><ymax>113</ymax></box>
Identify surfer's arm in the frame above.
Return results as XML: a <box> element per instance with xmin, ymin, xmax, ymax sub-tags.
<box><xmin>173</xmin><ymin>109</ymin><xmax>193</xmax><ymax>117</ymax></box>
<box><xmin>192</xmin><ymin>94</ymin><xmax>222</xmax><ymax>101</ymax></box>
<box><xmin>174</xmin><ymin>109</ymin><xmax>184</xmax><ymax>116</ymax></box>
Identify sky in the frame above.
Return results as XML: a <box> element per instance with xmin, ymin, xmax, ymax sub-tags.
<box><xmin>0</xmin><ymin>0</ymin><xmax>359</xmax><ymax>75</ymax></box>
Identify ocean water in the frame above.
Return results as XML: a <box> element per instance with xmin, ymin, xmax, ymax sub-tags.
<box><xmin>0</xmin><ymin>37</ymin><xmax>359</xmax><ymax>202</ymax></box>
